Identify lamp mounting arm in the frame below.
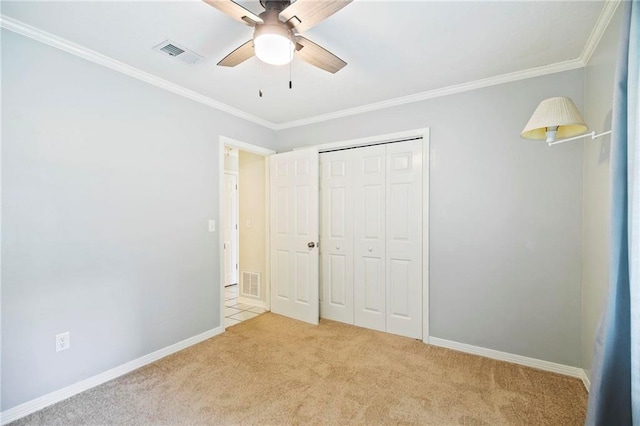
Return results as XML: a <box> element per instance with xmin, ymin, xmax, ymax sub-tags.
<box><xmin>547</xmin><ymin>130</ymin><xmax>613</xmax><ymax>147</ymax></box>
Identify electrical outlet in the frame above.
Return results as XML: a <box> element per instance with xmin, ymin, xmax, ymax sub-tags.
<box><xmin>55</xmin><ymin>332</ymin><xmax>70</xmax><ymax>352</ymax></box>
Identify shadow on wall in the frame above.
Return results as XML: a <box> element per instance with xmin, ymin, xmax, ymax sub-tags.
<box><xmin>598</xmin><ymin>110</ymin><xmax>613</xmax><ymax>164</ymax></box>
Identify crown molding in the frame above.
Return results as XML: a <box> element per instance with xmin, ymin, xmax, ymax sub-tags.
<box><xmin>579</xmin><ymin>0</ymin><xmax>622</xmax><ymax>65</ymax></box>
<box><xmin>1</xmin><ymin>1</ymin><xmax>621</xmax><ymax>132</ymax></box>
<box><xmin>0</xmin><ymin>15</ymin><xmax>278</xmax><ymax>130</ymax></box>
<box><xmin>274</xmin><ymin>0</ymin><xmax>621</xmax><ymax>129</ymax></box>
<box><xmin>273</xmin><ymin>59</ymin><xmax>584</xmax><ymax>130</ymax></box>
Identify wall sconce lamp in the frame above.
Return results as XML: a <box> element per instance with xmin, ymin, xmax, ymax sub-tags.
<box><xmin>521</xmin><ymin>96</ymin><xmax>612</xmax><ymax>146</ymax></box>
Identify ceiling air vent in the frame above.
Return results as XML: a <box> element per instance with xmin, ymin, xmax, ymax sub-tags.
<box><xmin>160</xmin><ymin>44</ymin><xmax>184</xmax><ymax>57</ymax></box>
<box><xmin>153</xmin><ymin>40</ymin><xmax>204</xmax><ymax>65</ymax></box>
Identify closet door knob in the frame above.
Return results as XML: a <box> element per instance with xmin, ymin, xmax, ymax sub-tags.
<box><xmin>336</xmin><ymin>245</ymin><xmax>340</xmax><ymax>250</ymax></box>
<box><xmin>368</xmin><ymin>247</ymin><xmax>373</xmax><ymax>252</ymax></box>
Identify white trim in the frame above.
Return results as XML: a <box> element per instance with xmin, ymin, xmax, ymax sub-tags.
<box><xmin>422</xmin><ymin>128</ymin><xmax>430</xmax><ymax>344</ymax></box>
<box><xmin>0</xmin><ymin>15</ymin><xmax>277</xmax><ymax>130</ymax></box>
<box><xmin>218</xmin><ymin>142</ymin><xmax>227</xmax><ymax>332</ymax></box>
<box><xmin>219</xmin><ymin>136</ymin><xmax>273</xmax><ymax>329</ymax></box>
<box><xmin>579</xmin><ymin>0</ymin><xmax>622</xmax><ymax>65</ymax></box>
<box><xmin>1</xmin><ymin>7</ymin><xmax>620</xmax><ymax>132</ymax></box>
<box><xmin>219</xmin><ymin>136</ymin><xmax>276</xmax><ymax>156</ymax></box>
<box><xmin>0</xmin><ymin>326</ymin><xmax>223</xmax><ymax>425</ymax></box>
<box><xmin>274</xmin><ymin>0</ymin><xmax>621</xmax><ymax>131</ymax></box>
<box><xmin>580</xmin><ymin>369</ymin><xmax>591</xmax><ymax>392</ymax></box>
<box><xmin>273</xmin><ymin>60</ymin><xmax>584</xmax><ymax>130</ymax></box>
<box><xmin>312</xmin><ymin>128</ymin><xmax>430</xmax><ymax>153</ymax></box>
<box><xmin>429</xmin><ymin>337</ymin><xmax>584</xmax><ymax>379</ymax></box>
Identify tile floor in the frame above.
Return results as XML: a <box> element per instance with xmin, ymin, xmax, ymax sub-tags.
<box><xmin>224</xmin><ymin>284</ymin><xmax>266</xmax><ymax>328</ymax></box>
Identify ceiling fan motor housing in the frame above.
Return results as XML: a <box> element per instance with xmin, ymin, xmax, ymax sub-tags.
<box><xmin>259</xmin><ymin>0</ymin><xmax>292</xmax><ymax>12</ymax></box>
<box><xmin>254</xmin><ymin>9</ymin><xmax>294</xmax><ymax>38</ymax></box>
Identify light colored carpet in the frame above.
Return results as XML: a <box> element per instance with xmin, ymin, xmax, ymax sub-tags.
<box><xmin>13</xmin><ymin>313</ymin><xmax>587</xmax><ymax>425</ymax></box>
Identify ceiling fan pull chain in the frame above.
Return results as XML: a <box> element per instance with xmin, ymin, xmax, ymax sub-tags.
<box><xmin>289</xmin><ymin>45</ymin><xmax>293</xmax><ymax>89</ymax></box>
<box><xmin>259</xmin><ymin>61</ymin><xmax>263</xmax><ymax>97</ymax></box>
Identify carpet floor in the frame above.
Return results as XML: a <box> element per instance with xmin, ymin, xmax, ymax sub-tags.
<box><xmin>13</xmin><ymin>313</ymin><xmax>587</xmax><ymax>425</ymax></box>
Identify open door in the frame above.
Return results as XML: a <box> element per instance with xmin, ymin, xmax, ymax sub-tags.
<box><xmin>223</xmin><ymin>172</ymin><xmax>238</xmax><ymax>286</ymax></box>
<box><xmin>270</xmin><ymin>147</ymin><xmax>319</xmax><ymax>325</ymax></box>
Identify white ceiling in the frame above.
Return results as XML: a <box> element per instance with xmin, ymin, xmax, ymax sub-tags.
<box><xmin>2</xmin><ymin>0</ymin><xmax>606</xmax><ymax>127</ymax></box>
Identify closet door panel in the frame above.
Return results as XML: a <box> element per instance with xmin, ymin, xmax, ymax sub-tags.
<box><xmin>354</xmin><ymin>145</ymin><xmax>386</xmax><ymax>332</ymax></box>
<box><xmin>386</xmin><ymin>140</ymin><xmax>423</xmax><ymax>339</ymax></box>
<box><xmin>320</xmin><ymin>151</ymin><xmax>354</xmax><ymax>324</ymax></box>
<box><xmin>363</xmin><ymin>257</ymin><xmax>384</xmax><ymax>312</ymax></box>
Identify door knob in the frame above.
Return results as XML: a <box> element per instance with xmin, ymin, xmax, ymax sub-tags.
<box><xmin>308</xmin><ymin>242</ymin><xmax>315</xmax><ymax>248</ymax></box>
<box><xmin>336</xmin><ymin>245</ymin><xmax>340</xmax><ymax>250</ymax></box>
<box><xmin>368</xmin><ymin>247</ymin><xmax>373</xmax><ymax>252</ymax></box>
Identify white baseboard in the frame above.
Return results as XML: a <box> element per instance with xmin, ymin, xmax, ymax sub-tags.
<box><xmin>579</xmin><ymin>368</ymin><xmax>591</xmax><ymax>392</ymax></box>
<box><xmin>429</xmin><ymin>337</ymin><xmax>585</xmax><ymax>380</ymax></box>
<box><xmin>1</xmin><ymin>326</ymin><xmax>224</xmax><ymax>425</ymax></box>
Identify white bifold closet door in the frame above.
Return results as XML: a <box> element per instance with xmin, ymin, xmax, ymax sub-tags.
<box><xmin>384</xmin><ymin>141</ymin><xmax>423</xmax><ymax>338</ymax></box>
<box><xmin>320</xmin><ymin>151</ymin><xmax>354</xmax><ymax>324</ymax></box>
<box><xmin>353</xmin><ymin>144</ymin><xmax>387</xmax><ymax>332</ymax></box>
<box><xmin>320</xmin><ymin>139</ymin><xmax>423</xmax><ymax>339</ymax></box>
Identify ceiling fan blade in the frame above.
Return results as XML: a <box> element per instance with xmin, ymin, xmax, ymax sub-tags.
<box><xmin>217</xmin><ymin>40</ymin><xmax>255</xmax><ymax>67</ymax></box>
<box><xmin>202</xmin><ymin>0</ymin><xmax>264</xmax><ymax>26</ymax></box>
<box><xmin>280</xmin><ymin>0</ymin><xmax>352</xmax><ymax>33</ymax></box>
<box><xmin>295</xmin><ymin>36</ymin><xmax>346</xmax><ymax>74</ymax></box>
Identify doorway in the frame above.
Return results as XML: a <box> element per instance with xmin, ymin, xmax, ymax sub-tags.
<box><xmin>219</xmin><ymin>137</ymin><xmax>275</xmax><ymax>330</ymax></box>
<box><xmin>219</xmin><ymin>129</ymin><xmax>430</xmax><ymax>342</ymax></box>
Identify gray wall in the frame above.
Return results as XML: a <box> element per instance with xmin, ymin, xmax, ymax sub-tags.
<box><xmin>277</xmin><ymin>70</ymin><xmax>585</xmax><ymax>367</ymax></box>
<box><xmin>3</xmin><ymin>10</ymin><xmax>621</xmax><ymax>412</ymax></box>
<box><xmin>1</xmin><ymin>30</ymin><xmax>275</xmax><ymax>410</ymax></box>
<box><xmin>581</xmin><ymin>6</ymin><xmax>623</xmax><ymax>380</ymax></box>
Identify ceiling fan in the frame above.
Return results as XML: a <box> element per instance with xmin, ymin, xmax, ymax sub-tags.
<box><xmin>203</xmin><ymin>0</ymin><xmax>352</xmax><ymax>74</ymax></box>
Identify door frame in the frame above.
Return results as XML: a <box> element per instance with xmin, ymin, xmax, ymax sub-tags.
<box><xmin>218</xmin><ymin>136</ymin><xmax>275</xmax><ymax>330</ymax></box>
<box><xmin>306</xmin><ymin>127</ymin><xmax>431</xmax><ymax>344</ymax></box>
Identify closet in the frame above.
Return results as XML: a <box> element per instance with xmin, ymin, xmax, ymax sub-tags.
<box><xmin>320</xmin><ymin>139</ymin><xmax>424</xmax><ymax>339</ymax></box>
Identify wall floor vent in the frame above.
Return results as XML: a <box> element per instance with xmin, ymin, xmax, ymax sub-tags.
<box><xmin>241</xmin><ymin>271</ymin><xmax>261</xmax><ymax>298</ymax></box>
<box><xmin>153</xmin><ymin>40</ymin><xmax>204</xmax><ymax>65</ymax></box>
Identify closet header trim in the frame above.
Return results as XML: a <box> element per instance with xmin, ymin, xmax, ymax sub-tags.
<box><xmin>319</xmin><ymin>137</ymin><xmax>423</xmax><ymax>154</ymax></box>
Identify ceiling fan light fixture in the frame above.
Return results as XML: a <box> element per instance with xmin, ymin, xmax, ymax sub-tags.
<box><xmin>253</xmin><ymin>25</ymin><xmax>294</xmax><ymax>66</ymax></box>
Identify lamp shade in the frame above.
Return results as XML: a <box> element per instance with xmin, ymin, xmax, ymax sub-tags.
<box><xmin>520</xmin><ymin>97</ymin><xmax>588</xmax><ymax>141</ymax></box>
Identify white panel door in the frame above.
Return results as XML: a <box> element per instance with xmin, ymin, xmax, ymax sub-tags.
<box><xmin>270</xmin><ymin>147</ymin><xmax>320</xmax><ymax>325</ymax></box>
<box><xmin>385</xmin><ymin>140</ymin><xmax>423</xmax><ymax>338</ymax></box>
<box><xmin>320</xmin><ymin>150</ymin><xmax>354</xmax><ymax>323</ymax></box>
<box><xmin>223</xmin><ymin>173</ymin><xmax>238</xmax><ymax>286</ymax></box>
<box><xmin>353</xmin><ymin>145</ymin><xmax>386</xmax><ymax>332</ymax></box>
